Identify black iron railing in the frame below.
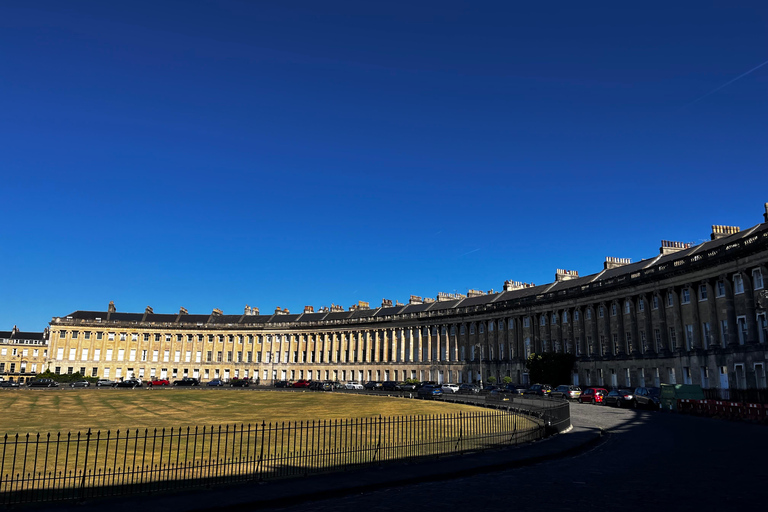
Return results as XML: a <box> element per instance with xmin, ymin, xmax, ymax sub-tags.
<box><xmin>0</xmin><ymin>407</ymin><xmax>543</xmax><ymax>506</ymax></box>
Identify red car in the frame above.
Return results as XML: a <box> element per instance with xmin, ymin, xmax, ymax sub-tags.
<box><xmin>148</xmin><ymin>378</ymin><xmax>170</xmax><ymax>387</ymax></box>
<box><xmin>577</xmin><ymin>387</ymin><xmax>608</xmax><ymax>404</ymax></box>
<box><xmin>291</xmin><ymin>379</ymin><xmax>311</xmax><ymax>388</ymax></box>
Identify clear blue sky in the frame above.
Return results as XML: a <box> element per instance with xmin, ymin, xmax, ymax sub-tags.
<box><xmin>2</xmin><ymin>1</ymin><xmax>767</xmax><ymax>330</ymax></box>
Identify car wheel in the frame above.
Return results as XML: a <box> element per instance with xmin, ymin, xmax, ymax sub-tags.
<box><xmin>632</xmin><ymin>400</ymin><xmax>638</xmax><ymax>409</ymax></box>
<box><xmin>617</xmin><ymin>399</ymin><xmax>622</xmax><ymax>408</ymax></box>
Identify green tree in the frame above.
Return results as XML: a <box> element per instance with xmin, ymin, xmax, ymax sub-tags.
<box><xmin>487</xmin><ymin>376</ymin><xmax>497</xmax><ymax>384</ymax></box>
<box><xmin>525</xmin><ymin>352</ymin><xmax>576</xmax><ymax>385</ymax></box>
<box><xmin>502</xmin><ymin>376</ymin><xmax>513</xmax><ymax>385</ymax></box>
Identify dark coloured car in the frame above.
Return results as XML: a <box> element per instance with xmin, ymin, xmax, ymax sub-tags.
<box><xmin>604</xmin><ymin>388</ymin><xmax>635</xmax><ymax>408</ymax></box>
<box><xmin>417</xmin><ymin>385</ymin><xmax>443</xmax><ymax>399</ymax></box>
<box><xmin>0</xmin><ymin>380</ymin><xmax>20</xmax><ymax>388</ymax></box>
<box><xmin>508</xmin><ymin>385</ymin><xmax>527</xmax><ymax>395</ymax></box>
<box><xmin>550</xmin><ymin>385</ymin><xmax>581</xmax><ymax>400</ymax></box>
<box><xmin>173</xmin><ymin>377</ymin><xmax>199</xmax><ymax>387</ymax></box>
<box><xmin>28</xmin><ymin>378</ymin><xmax>60</xmax><ymax>388</ymax></box>
<box><xmin>523</xmin><ymin>384</ymin><xmax>552</xmax><ymax>396</ymax></box>
<box><xmin>633</xmin><ymin>387</ymin><xmax>661</xmax><ymax>410</ymax></box>
<box><xmin>115</xmin><ymin>379</ymin><xmax>142</xmax><ymax>388</ymax></box>
<box><xmin>230</xmin><ymin>379</ymin><xmax>250</xmax><ymax>387</ymax></box>
<box><xmin>458</xmin><ymin>383</ymin><xmax>480</xmax><ymax>394</ymax></box>
<box><xmin>399</xmin><ymin>382</ymin><xmax>417</xmax><ymax>391</ymax></box>
<box><xmin>488</xmin><ymin>388</ymin><xmax>513</xmax><ymax>401</ymax></box>
<box><xmin>69</xmin><ymin>380</ymin><xmax>91</xmax><ymax>388</ymax></box>
<box><xmin>274</xmin><ymin>380</ymin><xmax>290</xmax><ymax>388</ymax></box>
<box><xmin>207</xmin><ymin>379</ymin><xmax>224</xmax><ymax>387</ymax></box>
<box><xmin>381</xmin><ymin>381</ymin><xmax>402</xmax><ymax>391</ymax></box>
<box><xmin>578</xmin><ymin>387</ymin><xmax>608</xmax><ymax>404</ymax></box>
<box><xmin>416</xmin><ymin>381</ymin><xmax>437</xmax><ymax>390</ymax></box>
<box><xmin>364</xmin><ymin>381</ymin><xmax>383</xmax><ymax>391</ymax></box>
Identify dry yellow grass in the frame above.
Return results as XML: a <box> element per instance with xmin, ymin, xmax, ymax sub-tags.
<box><xmin>0</xmin><ymin>389</ymin><xmax>480</xmax><ymax>434</ymax></box>
<box><xmin>0</xmin><ymin>390</ymin><xmax>539</xmax><ymax>494</ymax></box>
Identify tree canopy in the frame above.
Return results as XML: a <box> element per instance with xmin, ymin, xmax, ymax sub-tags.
<box><xmin>525</xmin><ymin>352</ymin><xmax>576</xmax><ymax>385</ymax></box>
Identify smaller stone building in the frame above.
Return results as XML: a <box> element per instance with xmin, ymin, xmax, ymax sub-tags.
<box><xmin>0</xmin><ymin>326</ymin><xmax>49</xmax><ymax>383</ymax></box>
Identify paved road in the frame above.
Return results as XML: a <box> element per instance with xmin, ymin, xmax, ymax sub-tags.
<box><xmin>263</xmin><ymin>402</ymin><xmax>766</xmax><ymax>511</ymax></box>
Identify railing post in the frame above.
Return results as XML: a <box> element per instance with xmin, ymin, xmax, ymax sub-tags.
<box><xmin>78</xmin><ymin>429</ymin><xmax>92</xmax><ymax>502</ymax></box>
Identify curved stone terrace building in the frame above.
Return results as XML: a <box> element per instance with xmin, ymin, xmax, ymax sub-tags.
<box><xmin>49</xmin><ymin>204</ymin><xmax>768</xmax><ymax>391</ymax></box>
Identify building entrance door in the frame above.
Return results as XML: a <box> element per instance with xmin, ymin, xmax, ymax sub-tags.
<box><xmin>719</xmin><ymin>366</ymin><xmax>729</xmax><ymax>399</ymax></box>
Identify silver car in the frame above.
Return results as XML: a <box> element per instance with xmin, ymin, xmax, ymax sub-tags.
<box><xmin>441</xmin><ymin>383</ymin><xmax>460</xmax><ymax>394</ymax></box>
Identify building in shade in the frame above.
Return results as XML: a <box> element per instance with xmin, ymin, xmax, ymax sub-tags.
<box><xmin>43</xmin><ymin>203</ymin><xmax>768</xmax><ymax>390</ymax></box>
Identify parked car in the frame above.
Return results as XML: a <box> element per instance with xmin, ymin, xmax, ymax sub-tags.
<box><xmin>417</xmin><ymin>385</ymin><xmax>443</xmax><ymax>399</ymax></box>
<box><xmin>207</xmin><ymin>379</ymin><xmax>224</xmax><ymax>387</ymax></box>
<box><xmin>69</xmin><ymin>380</ymin><xmax>91</xmax><ymax>388</ymax></box>
<box><xmin>550</xmin><ymin>385</ymin><xmax>582</xmax><ymax>400</ymax></box>
<box><xmin>0</xmin><ymin>380</ymin><xmax>20</xmax><ymax>388</ymax></box>
<box><xmin>577</xmin><ymin>387</ymin><xmax>608</xmax><ymax>404</ymax></box>
<box><xmin>634</xmin><ymin>387</ymin><xmax>661</xmax><ymax>410</ymax></box>
<box><xmin>115</xmin><ymin>379</ymin><xmax>142</xmax><ymax>388</ymax></box>
<box><xmin>507</xmin><ymin>385</ymin><xmax>527</xmax><ymax>395</ymax></box>
<box><xmin>28</xmin><ymin>378</ymin><xmax>60</xmax><ymax>388</ymax></box>
<box><xmin>399</xmin><ymin>382</ymin><xmax>418</xmax><ymax>391</ymax></box>
<box><xmin>488</xmin><ymin>388</ymin><xmax>514</xmax><ymax>400</ymax></box>
<box><xmin>96</xmin><ymin>379</ymin><xmax>115</xmax><ymax>387</ymax></box>
<box><xmin>309</xmin><ymin>381</ymin><xmax>330</xmax><ymax>391</ymax></box>
<box><xmin>292</xmin><ymin>379</ymin><xmax>311</xmax><ymax>388</ymax></box>
<box><xmin>173</xmin><ymin>377</ymin><xmax>200</xmax><ymax>387</ymax></box>
<box><xmin>522</xmin><ymin>384</ymin><xmax>552</xmax><ymax>396</ymax></box>
<box><xmin>416</xmin><ymin>381</ymin><xmax>437</xmax><ymax>390</ymax></box>
<box><xmin>274</xmin><ymin>380</ymin><xmax>290</xmax><ymax>388</ymax></box>
<box><xmin>381</xmin><ymin>381</ymin><xmax>402</xmax><ymax>391</ymax></box>
<box><xmin>458</xmin><ymin>383</ymin><xmax>481</xmax><ymax>395</ymax></box>
<box><xmin>147</xmin><ymin>378</ymin><xmax>170</xmax><ymax>387</ymax></box>
<box><xmin>230</xmin><ymin>379</ymin><xmax>250</xmax><ymax>387</ymax></box>
<box><xmin>363</xmin><ymin>381</ymin><xmax>383</xmax><ymax>391</ymax></box>
<box><xmin>345</xmin><ymin>381</ymin><xmax>364</xmax><ymax>390</ymax></box>
<box><xmin>441</xmin><ymin>383</ymin><xmax>460</xmax><ymax>394</ymax></box>
<box><xmin>604</xmin><ymin>388</ymin><xmax>635</xmax><ymax>408</ymax></box>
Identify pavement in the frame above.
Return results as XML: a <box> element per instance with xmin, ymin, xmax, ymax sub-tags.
<box><xmin>26</xmin><ymin>403</ymin><xmax>604</xmax><ymax>512</ymax></box>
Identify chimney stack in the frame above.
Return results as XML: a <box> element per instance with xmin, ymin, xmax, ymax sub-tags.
<box><xmin>764</xmin><ymin>203</ymin><xmax>768</xmax><ymax>223</ymax></box>
<box><xmin>466</xmin><ymin>289</ymin><xmax>485</xmax><ymax>298</ymax></box>
<box><xmin>409</xmin><ymin>295</ymin><xmax>423</xmax><ymax>305</ymax></box>
<box><xmin>660</xmin><ymin>240</ymin><xmax>692</xmax><ymax>255</ymax></box>
<box><xmin>145</xmin><ymin>306</ymin><xmax>153</xmax><ymax>315</ymax></box>
<box><xmin>604</xmin><ymin>257</ymin><xmax>632</xmax><ymax>270</ymax></box>
<box><xmin>711</xmin><ymin>225</ymin><xmax>740</xmax><ymax>240</ymax></box>
<box><xmin>212</xmin><ymin>308</ymin><xmax>223</xmax><ymax>316</ymax></box>
<box><xmin>108</xmin><ymin>301</ymin><xmax>116</xmax><ymax>313</ymax></box>
<box><xmin>303</xmin><ymin>305</ymin><xmax>314</xmax><ymax>314</ymax></box>
<box><xmin>381</xmin><ymin>299</ymin><xmax>393</xmax><ymax>307</ymax></box>
<box><xmin>330</xmin><ymin>304</ymin><xmax>344</xmax><ymax>312</ymax></box>
<box><xmin>503</xmin><ymin>280</ymin><xmax>536</xmax><ymax>291</ymax></box>
<box><xmin>555</xmin><ymin>269</ymin><xmax>579</xmax><ymax>282</ymax></box>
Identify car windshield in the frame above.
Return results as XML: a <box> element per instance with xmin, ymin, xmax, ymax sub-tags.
<box><xmin>647</xmin><ymin>388</ymin><xmax>661</xmax><ymax>396</ymax></box>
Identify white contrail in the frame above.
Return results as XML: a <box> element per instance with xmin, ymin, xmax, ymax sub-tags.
<box><xmin>458</xmin><ymin>248</ymin><xmax>481</xmax><ymax>257</ymax></box>
<box><xmin>682</xmin><ymin>58</ymin><xmax>768</xmax><ymax>108</ymax></box>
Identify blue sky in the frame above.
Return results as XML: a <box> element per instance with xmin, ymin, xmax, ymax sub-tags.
<box><xmin>2</xmin><ymin>1</ymin><xmax>767</xmax><ymax>330</ymax></box>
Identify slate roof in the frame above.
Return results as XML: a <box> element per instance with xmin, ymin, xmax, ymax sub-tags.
<box><xmin>52</xmin><ymin>220</ymin><xmax>768</xmax><ymax>327</ymax></box>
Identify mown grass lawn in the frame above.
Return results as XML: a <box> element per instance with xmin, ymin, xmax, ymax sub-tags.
<box><xmin>0</xmin><ymin>389</ymin><xmax>480</xmax><ymax>434</ymax></box>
